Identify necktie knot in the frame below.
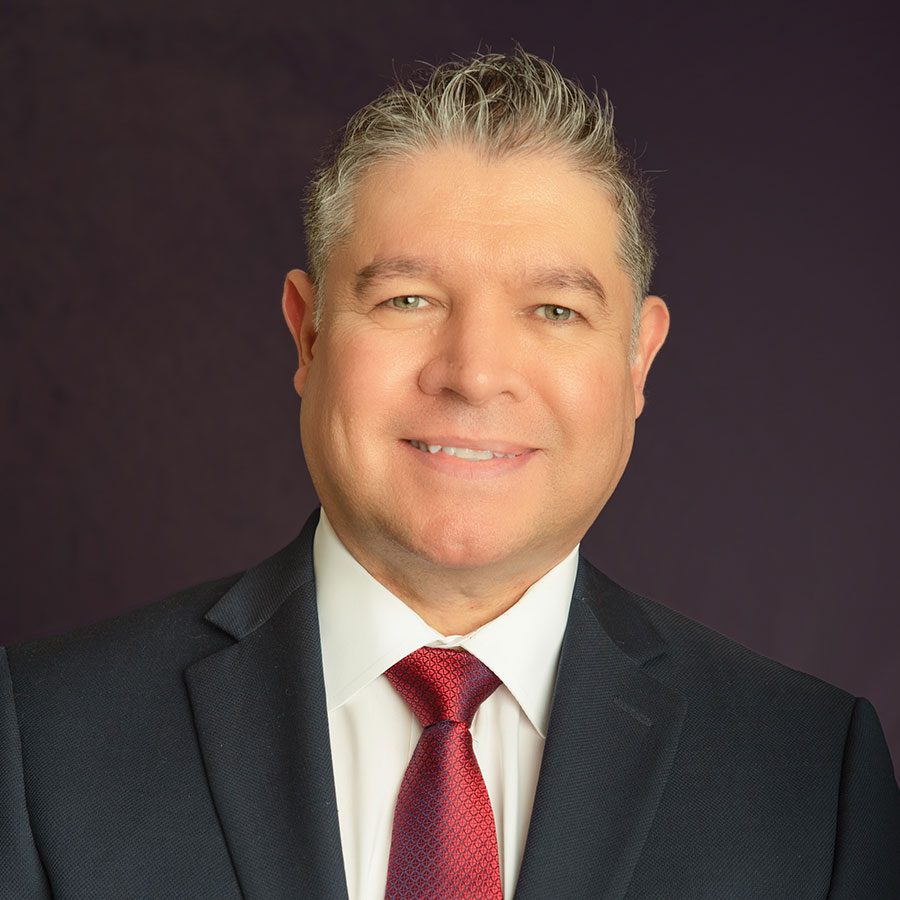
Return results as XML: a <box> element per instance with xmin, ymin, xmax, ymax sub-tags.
<box><xmin>386</xmin><ymin>646</ymin><xmax>501</xmax><ymax>728</ymax></box>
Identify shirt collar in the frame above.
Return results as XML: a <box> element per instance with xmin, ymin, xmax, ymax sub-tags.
<box><xmin>314</xmin><ymin>507</ymin><xmax>578</xmax><ymax>738</ymax></box>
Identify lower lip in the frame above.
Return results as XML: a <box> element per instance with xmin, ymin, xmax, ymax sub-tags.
<box><xmin>401</xmin><ymin>440</ymin><xmax>537</xmax><ymax>479</ymax></box>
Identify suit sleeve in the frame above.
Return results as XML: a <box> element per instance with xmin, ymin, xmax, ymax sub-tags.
<box><xmin>0</xmin><ymin>647</ymin><xmax>52</xmax><ymax>899</ymax></box>
<box><xmin>827</xmin><ymin>696</ymin><xmax>900</xmax><ymax>898</ymax></box>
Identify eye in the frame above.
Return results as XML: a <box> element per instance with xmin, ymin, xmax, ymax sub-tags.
<box><xmin>384</xmin><ymin>295</ymin><xmax>430</xmax><ymax>311</ymax></box>
<box><xmin>536</xmin><ymin>304</ymin><xmax>579</xmax><ymax>323</ymax></box>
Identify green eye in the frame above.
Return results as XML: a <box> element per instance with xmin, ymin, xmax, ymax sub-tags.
<box><xmin>538</xmin><ymin>304</ymin><xmax>577</xmax><ymax>322</ymax></box>
<box><xmin>387</xmin><ymin>296</ymin><xmax>428</xmax><ymax>310</ymax></box>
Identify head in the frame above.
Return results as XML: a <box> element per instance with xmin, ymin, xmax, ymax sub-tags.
<box><xmin>282</xmin><ymin>49</ymin><xmax>670</xmax><ymax>615</ymax></box>
<box><xmin>304</xmin><ymin>50</ymin><xmax>656</xmax><ymax>361</ymax></box>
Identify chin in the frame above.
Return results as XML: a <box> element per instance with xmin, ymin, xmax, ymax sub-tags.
<box><xmin>393</xmin><ymin>509</ymin><xmax>524</xmax><ymax>572</ymax></box>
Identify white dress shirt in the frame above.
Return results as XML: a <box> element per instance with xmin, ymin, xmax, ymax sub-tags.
<box><xmin>313</xmin><ymin>507</ymin><xmax>578</xmax><ymax>900</ymax></box>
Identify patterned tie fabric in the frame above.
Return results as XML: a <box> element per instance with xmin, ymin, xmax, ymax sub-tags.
<box><xmin>384</xmin><ymin>646</ymin><xmax>503</xmax><ymax>900</ymax></box>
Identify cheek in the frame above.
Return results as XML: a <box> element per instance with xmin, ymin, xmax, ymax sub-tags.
<box><xmin>545</xmin><ymin>363</ymin><xmax>635</xmax><ymax>513</ymax></box>
<box><xmin>309</xmin><ymin>330</ymin><xmax>417</xmax><ymax>440</ymax></box>
<box><xmin>545</xmin><ymin>357</ymin><xmax>630</xmax><ymax>444</ymax></box>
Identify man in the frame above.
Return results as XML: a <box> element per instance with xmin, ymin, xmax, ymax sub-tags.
<box><xmin>1</xmin><ymin>49</ymin><xmax>897</xmax><ymax>899</ymax></box>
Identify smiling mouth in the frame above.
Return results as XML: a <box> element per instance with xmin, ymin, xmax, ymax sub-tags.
<box><xmin>407</xmin><ymin>439</ymin><xmax>525</xmax><ymax>461</ymax></box>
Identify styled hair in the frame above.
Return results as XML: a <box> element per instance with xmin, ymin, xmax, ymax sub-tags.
<box><xmin>303</xmin><ymin>48</ymin><xmax>656</xmax><ymax>355</ymax></box>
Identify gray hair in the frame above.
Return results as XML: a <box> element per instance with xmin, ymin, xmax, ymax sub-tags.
<box><xmin>303</xmin><ymin>49</ymin><xmax>656</xmax><ymax>357</ymax></box>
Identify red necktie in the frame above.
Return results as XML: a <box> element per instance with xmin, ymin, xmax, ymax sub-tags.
<box><xmin>384</xmin><ymin>646</ymin><xmax>503</xmax><ymax>900</ymax></box>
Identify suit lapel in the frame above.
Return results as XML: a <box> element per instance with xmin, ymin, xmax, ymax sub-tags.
<box><xmin>184</xmin><ymin>511</ymin><xmax>684</xmax><ymax>900</ymax></box>
<box><xmin>185</xmin><ymin>509</ymin><xmax>349</xmax><ymax>900</ymax></box>
<box><xmin>514</xmin><ymin>559</ymin><xmax>687</xmax><ymax>900</ymax></box>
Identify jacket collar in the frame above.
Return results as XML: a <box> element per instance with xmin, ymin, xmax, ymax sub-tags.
<box><xmin>185</xmin><ymin>508</ymin><xmax>349</xmax><ymax>900</ymax></box>
<box><xmin>186</xmin><ymin>508</ymin><xmax>686</xmax><ymax>900</ymax></box>
<box><xmin>513</xmin><ymin>560</ymin><xmax>687</xmax><ymax>899</ymax></box>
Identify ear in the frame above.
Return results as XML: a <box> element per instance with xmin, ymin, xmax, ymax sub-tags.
<box><xmin>630</xmin><ymin>295</ymin><xmax>670</xmax><ymax>418</ymax></box>
<box><xmin>281</xmin><ymin>269</ymin><xmax>318</xmax><ymax>396</ymax></box>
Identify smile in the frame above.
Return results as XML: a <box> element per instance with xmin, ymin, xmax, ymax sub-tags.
<box><xmin>407</xmin><ymin>440</ymin><xmax>525</xmax><ymax>461</ymax></box>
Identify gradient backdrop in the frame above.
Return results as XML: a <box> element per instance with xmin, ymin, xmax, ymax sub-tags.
<box><xmin>3</xmin><ymin>1</ymin><xmax>898</xmax><ymax>762</ymax></box>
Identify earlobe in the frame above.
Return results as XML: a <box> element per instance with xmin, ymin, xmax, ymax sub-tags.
<box><xmin>281</xmin><ymin>268</ymin><xmax>318</xmax><ymax>396</ymax></box>
<box><xmin>631</xmin><ymin>295</ymin><xmax>670</xmax><ymax>418</ymax></box>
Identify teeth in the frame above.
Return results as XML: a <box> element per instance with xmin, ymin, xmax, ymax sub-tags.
<box><xmin>409</xmin><ymin>440</ymin><xmax>520</xmax><ymax>460</ymax></box>
<box><xmin>445</xmin><ymin>446</ymin><xmax>494</xmax><ymax>460</ymax></box>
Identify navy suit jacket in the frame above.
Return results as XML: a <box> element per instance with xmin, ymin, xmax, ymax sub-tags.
<box><xmin>2</xmin><ymin>508</ymin><xmax>898</xmax><ymax>898</ymax></box>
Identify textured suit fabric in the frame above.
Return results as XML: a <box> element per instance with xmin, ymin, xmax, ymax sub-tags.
<box><xmin>1</xmin><ymin>507</ymin><xmax>898</xmax><ymax>899</ymax></box>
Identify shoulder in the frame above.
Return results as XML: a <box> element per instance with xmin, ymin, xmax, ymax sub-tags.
<box><xmin>572</xmin><ymin>564</ymin><xmax>899</xmax><ymax>889</ymax></box>
<box><xmin>579</xmin><ymin>557</ymin><xmax>858</xmax><ymax>733</ymax></box>
<box><xmin>3</xmin><ymin>570</ymin><xmax>243</xmax><ymax>704</ymax></box>
<box><xmin>641</xmin><ymin>587</ymin><xmax>853</xmax><ymax>709</ymax></box>
<box><xmin>625</xmin><ymin>580</ymin><xmax>900</xmax><ymax>888</ymax></box>
<box><xmin>4</xmin><ymin>513</ymin><xmax>320</xmax><ymax>719</ymax></box>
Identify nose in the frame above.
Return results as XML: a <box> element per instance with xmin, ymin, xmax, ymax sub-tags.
<box><xmin>417</xmin><ymin>306</ymin><xmax>530</xmax><ymax>406</ymax></box>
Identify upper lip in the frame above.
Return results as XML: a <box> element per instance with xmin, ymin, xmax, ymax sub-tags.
<box><xmin>406</xmin><ymin>436</ymin><xmax>534</xmax><ymax>454</ymax></box>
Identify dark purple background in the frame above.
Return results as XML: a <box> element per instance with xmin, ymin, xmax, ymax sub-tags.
<box><xmin>3</xmin><ymin>1</ymin><xmax>898</xmax><ymax>761</ymax></box>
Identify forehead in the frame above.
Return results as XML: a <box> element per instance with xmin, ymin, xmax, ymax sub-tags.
<box><xmin>331</xmin><ymin>145</ymin><xmax>630</xmax><ymax>298</ymax></box>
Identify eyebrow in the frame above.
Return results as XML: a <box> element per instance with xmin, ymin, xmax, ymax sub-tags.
<box><xmin>354</xmin><ymin>256</ymin><xmax>443</xmax><ymax>295</ymax></box>
<box><xmin>354</xmin><ymin>255</ymin><xmax>608</xmax><ymax>311</ymax></box>
<box><xmin>527</xmin><ymin>265</ymin><xmax>608</xmax><ymax>311</ymax></box>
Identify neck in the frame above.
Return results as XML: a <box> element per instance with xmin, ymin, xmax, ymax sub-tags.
<box><xmin>366</xmin><ymin>567</ymin><xmax>538</xmax><ymax>636</ymax></box>
<box><xmin>326</xmin><ymin>514</ymin><xmax>573</xmax><ymax>635</ymax></box>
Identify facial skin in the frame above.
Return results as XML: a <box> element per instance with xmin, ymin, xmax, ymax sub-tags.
<box><xmin>282</xmin><ymin>144</ymin><xmax>669</xmax><ymax>634</ymax></box>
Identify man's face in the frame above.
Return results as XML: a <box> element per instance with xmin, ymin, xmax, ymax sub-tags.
<box><xmin>284</xmin><ymin>145</ymin><xmax>669</xmax><ymax>584</ymax></box>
